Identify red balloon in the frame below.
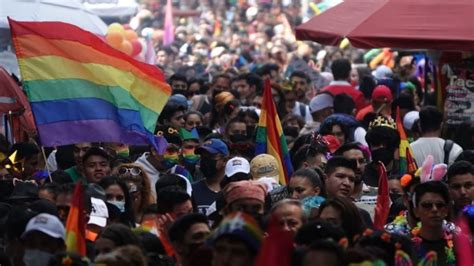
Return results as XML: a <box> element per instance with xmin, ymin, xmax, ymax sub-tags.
<box><xmin>131</xmin><ymin>40</ymin><xmax>142</xmax><ymax>57</ymax></box>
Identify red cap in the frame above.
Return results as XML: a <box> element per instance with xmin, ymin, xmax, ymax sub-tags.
<box><xmin>371</xmin><ymin>85</ymin><xmax>393</xmax><ymax>102</ymax></box>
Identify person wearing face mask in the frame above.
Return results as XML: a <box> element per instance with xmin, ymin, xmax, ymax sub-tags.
<box><xmin>169</xmin><ymin>74</ymin><xmax>189</xmax><ymax>97</ymax></box>
<box><xmin>135</xmin><ymin>125</ymin><xmax>192</xmax><ymax>197</ymax></box>
<box><xmin>179</xmin><ymin>128</ymin><xmax>202</xmax><ymax>180</ymax></box>
<box><xmin>98</xmin><ymin>176</ymin><xmax>136</xmax><ymax>227</ymax></box>
<box><xmin>21</xmin><ymin>213</ymin><xmax>66</xmax><ymax>266</ymax></box>
<box><xmin>192</xmin><ymin>138</ymin><xmax>229</xmax><ymax>215</ymax></box>
<box><xmin>364</xmin><ymin>116</ymin><xmax>401</xmax><ymax>181</ymax></box>
<box><xmin>224</xmin><ymin>117</ymin><xmax>248</xmax><ymax>144</ymax></box>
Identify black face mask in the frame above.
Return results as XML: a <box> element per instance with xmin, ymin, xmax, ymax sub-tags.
<box><xmin>200</xmin><ymin>158</ymin><xmax>218</xmax><ymax>178</ymax></box>
<box><xmin>246</xmin><ymin>125</ymin><xmax>256</xmax><ymax>139</ymax></box>
<box><xmin>229</xmin><ymin>134</ymin><xmax>248</xmax><ymax>143</ymax></box>
<box><xmin>284</xmin><ymin>126</ymin><xmax>299</xmax><ymax>138</ymax></box>
<box><xmin>390</xmin><ymin>193</ymin><xmax>402</xmax><ymax>203</ymax></box>
<box><xmin>371</xmin><ymin>148</ymin><xmax>394</xmax><ymax>166</ymax></box>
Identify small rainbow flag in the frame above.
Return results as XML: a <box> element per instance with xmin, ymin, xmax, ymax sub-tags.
<box><xmin>8</xmin><ymin>19</ymin><xmax>171</xmax><ymax>150</ymax></box>
<box><xmin>163</xmin><ymin>0</ymin><xmax>174</xmax><ymax>46</ymax></box>
<box><xmin>65</xmin><ymin>181</ymin><xmax>86</xmax><ymax>256</ymax></box>
<box><xmin>255</xmin><ymin>80</ymin><xmax>293</xmax><ymax>184</ymax></box>
<box><xmin>396</xmin><ymin>107</ymin><xmax>417</xmax><ymax>175</ymax></box>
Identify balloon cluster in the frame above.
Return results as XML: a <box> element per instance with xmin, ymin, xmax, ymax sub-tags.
<box><xmin>364</xmin><ymin>48</ymin><xmax>395</xmax><ymax>69</ymax></box>
<box><xmin>106</xmin><ymin>23</ymin><xmax>143</xmax><ymax>57</ymax></box>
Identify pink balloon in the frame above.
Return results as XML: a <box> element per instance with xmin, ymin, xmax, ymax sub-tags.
<box><xmin>131</xmin><ymin>40</ymin><xmax>142</xmax><ymax>57</ymax></box>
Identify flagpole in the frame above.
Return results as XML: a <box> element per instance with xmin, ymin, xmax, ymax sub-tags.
<box><xmin>41</xmin><ymin>146</ymin><xmax>52</xmax><ymax>183</ymax></box>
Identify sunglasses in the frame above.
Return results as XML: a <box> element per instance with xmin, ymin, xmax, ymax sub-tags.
<box><xmin>118</xmin><ymin>167</ymin><xmax>142</xmax><ymax>176</ymax></box>
<box><xmin>420</xmin><ymin>201</ymin><xmax>447</xmax><ymax>211</ymax></box>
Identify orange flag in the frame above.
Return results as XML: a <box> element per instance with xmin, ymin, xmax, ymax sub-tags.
<box><xmin>65</xmin><ymin>181</ymin><xmax>86</xmax><ymax>256</ymax></box>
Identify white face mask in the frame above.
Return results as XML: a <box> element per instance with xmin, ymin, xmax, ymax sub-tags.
<box><xmin>23</xmin><ymin>249</ymin><xmax>53</xmax><ymax>266</ymax></box>
<box><xmin>108</xmin><ymin>200</ymin><xmax>126</xmax><ymax>213</ymax></box>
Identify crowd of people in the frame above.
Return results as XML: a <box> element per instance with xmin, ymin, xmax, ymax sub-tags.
<box><xmin>1</xmin><ymin>0</ymin><xmax>474</xmax><ymax>266</ymax></box>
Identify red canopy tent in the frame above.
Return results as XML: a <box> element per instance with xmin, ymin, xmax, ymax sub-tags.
<box><xmin>295</xmin><ymin>0</ymin><xmax>474</xmax><ymax>51</ymax></box>
<box><xmin>0</xmin><ymin>67</ymin><xmax>36</xmax><ymax>141</ymax></box>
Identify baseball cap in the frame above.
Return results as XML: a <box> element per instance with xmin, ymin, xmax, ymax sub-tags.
<box><xmin>88</xmin><ymin>197</ymin><xmax>109</xmax><ymax>227</ymax></box>
<box><xmin>22</xmin><ymin>213</ymin><xmax>65</xmax><ymax>241</ymax></box>
<box><xmin>225</xmin><ymin>157</ymin><xmax>250</xmax><ymax>177</ymax></box>
<box><xmin>372</xmin><ymin>65</ymin><xmax>393</xmax><ymax>80</ymax></box>
<box><xmin>250</xmin><ymin>154</ymin><xmax>279</xmax><ymax>181</ymax></box>
<box><xmin>371</xmin><ymin>85</ymin><xmax>393</xmax><ymax>102</ymax></box>
<box><xmin>403</xmin><ymin>111</ymin><xmax>419</xmax><ymax>131</ymax></box>
<box><xmin>169</xmin><ymin>94</ymin><xmax>188</xmax><ymax>109</ymax></box>
<box><xmin>196</xmin><ymin>138</ymin><xmax>229</xmax><ymax>156</ymax></box>
<box><xmin>309</xmin><ymin>93</ymin><xmax>333</xmax><ymax>113</ymax></box>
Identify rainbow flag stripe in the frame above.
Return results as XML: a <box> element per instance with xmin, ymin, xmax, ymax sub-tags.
<box><xmin>255</xmin><ymin>80</ymin><xmax>293</xmax><ymax>184</ymax></box>
<box><xmin>9</xmin><ymin>19</ymin><xmax>171</xmax><ymax>147</ymax></box>
<box><xmin>65</xmin><ymin>182</ymin><xmax>86</xmax><ymax>256</ymax></box>
<box><xmin>396</xmin><ymin>107</ymin><xmax>417</xmax><ymax>174</ymax></box>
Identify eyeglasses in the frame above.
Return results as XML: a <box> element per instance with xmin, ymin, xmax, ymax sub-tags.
<box><xmin>118</xmin><ymin>167</ymin><xmax>142</xmax><ymax>176</ymax></box>
<box><xmin>420</xmin><ymin>201</ymin><xmax>447</xmax><ymax>211</ymax></box>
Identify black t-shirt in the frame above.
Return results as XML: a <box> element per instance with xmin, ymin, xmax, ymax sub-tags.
<box><xmin>192</xmin><ymin>179</ymin><xmax>217</xmax><ymax>215</ymax></box>
<box><xmin>417</xmin><ymin>237</ymin><xmax>449</xmax><ymax>266</ymax></box>
<box><xmin>358</xmin><ymin>207</ymin><xmax>374</xmax><ymax>228</ymax></box>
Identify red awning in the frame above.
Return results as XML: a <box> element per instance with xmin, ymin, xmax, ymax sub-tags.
<box><xmin>296</xmin><ymin>0</ymin><xmax>474</xmax><ymax>51</ymax></box>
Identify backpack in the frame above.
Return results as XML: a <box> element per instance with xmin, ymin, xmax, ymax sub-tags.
<box><xmin>299</xmin><ymin>103</ymin><xmax>307</xmax><ymax>118</ymax></box>
<box><xmin>443</xmin><ymin>139</ymin><xmax>454</xmax><ymax>165</ymax></box>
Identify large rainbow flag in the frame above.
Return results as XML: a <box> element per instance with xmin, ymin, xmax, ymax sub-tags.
<box><xmin>65</xmin><ymin>181</ymin><xmax>86</xmax><ymax>256</ymax></box>
<box><xmin>255</xmin><ymin>80</ymin><xmax>293</xmax><ymax>184</ymax></box>
<box><xmin>396</xmin><ymin>107</ymin><xmax>417</xmax><ymax>175</ymax></box>
<box><xmin>8</xmin><ymin>19</ymin><xmax>171</xmax><ymax>150</ymax></box>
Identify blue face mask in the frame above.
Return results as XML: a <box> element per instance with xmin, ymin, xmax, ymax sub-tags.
<box><xmin>108</xmin><ymin>200</ymin><xmax>125</xmax><ymax>213</ymax></box>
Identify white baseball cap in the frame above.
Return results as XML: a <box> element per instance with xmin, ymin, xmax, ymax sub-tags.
<box><xmin>403</xmin><ymin>111</ymin><xmax>419</xmax><ymax>131</ymax></box>
<box><xmin>225</xmin><ymin>157</ymin><xmax>250</xmax><ymax>177</ymax></box>
<box><xmin>309</xmin><ymin>93</ymin><xmax>334</xmax><ymax>113</ymax></box>
<box><xmin>88</xmin><ymin>197</ymin><xmax>109</xmax><ymax>227</ymax></box>
<box><xmin>22</xmin><ymin>213</ymin><xmax>65</xmax><ymax>241</ymax></box>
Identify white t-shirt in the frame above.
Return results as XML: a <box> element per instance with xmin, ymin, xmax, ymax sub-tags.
<box><xmin>410</xmin><ymin>137</ymin><xmax>463</xmax><ymax>166</ymax></box>
<box><xmin>292</xmin><ymin>101</ymin><xmax>313</xmax><ymax>123</ymax></box>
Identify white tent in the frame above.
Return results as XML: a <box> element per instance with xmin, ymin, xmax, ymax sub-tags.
<box><xmin>82</xmin><ymin>0</ymin><xmax>139</xmax><ymax>21</ymax></box>
<box><xmin>0</xmin><ymin>0</ymin><xmax>107</xmax><ymax>35</ymax></box>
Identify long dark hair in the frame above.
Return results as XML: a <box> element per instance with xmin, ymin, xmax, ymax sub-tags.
<box><xmin>98</xmin><ymin>176</ymin><xmax>136</xmax><ymax>227</ymax></box>
<box><xmin>318</xmin><ymin>196</ymin><xmax>365</xmax><ymax>242</ymax></box>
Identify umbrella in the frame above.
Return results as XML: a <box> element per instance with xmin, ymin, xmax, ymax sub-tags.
<box><xmin>295</xmin><ymin>0</ymin><xmax>474</xmax><ymax>51</ymax></box>
<box><xmin>0</xmin><ymin>0</ymin><xmax>107</xmax><ymax>35</ymax></box>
